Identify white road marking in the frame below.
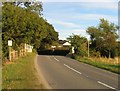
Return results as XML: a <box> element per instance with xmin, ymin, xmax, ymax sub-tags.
<box><xmin>97</xmin><ymin>81</ymin><xmax>116</xmax><ymax>90</ymax></box>
<box><xmin>47</xmin><ymin>56</ymin><xmax>52</xmax><ymax>61</ymax></box>
<box><xmin>54</xmin><ymin>57</ymin><xmax>60</xmax><ymax>62</ymax></box>
<box><xmin>64</xmin><ymin>64</ymin><xmax>82</xmax><ymax>75</ymax></box>
<box><xmin>53</xmin><ymin>56</ymin><xmax>60</xmax><ymax>62</ymax></box>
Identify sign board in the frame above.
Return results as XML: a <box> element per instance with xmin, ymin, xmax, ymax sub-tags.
<box><xmin>72</xmin><ymin>47</ymin><xmax>75</xmax><ymax>54</ymax></box>
<box><xmin>8</xmin><ymin>40</ymin><xmax>12</xmax><ymax>46</ymax></box>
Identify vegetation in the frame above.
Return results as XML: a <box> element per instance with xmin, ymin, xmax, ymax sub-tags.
<box><xmin>67</xmin><ymin>34</ymin><xmax>88</xmax><ymax>57</ymax></box>
<box><xmin>74</xmin><ymin>56</ymin><xmax>119</xmax><ymax>74</ymax></box>
<box><xmin>87</xmin><ymin>18</ymin><xmax>119</xmax><ymax>58</ymax></box>
<box><xmin>67</xmin><ymin>19</ymin><xmax>119</xmax><ymax>73</ymax></box>
<box><xmin>2</xmin><ymin>2</ymin><xmax>58</xmax><ymax>61</ymax></box>
<box><xmin>67</xmin><ymin>19</ymin><xmax>119</xmax><ymax>58</ymax></box>
<box><xmin>2</xmin><ymin>3</ymin><xmax>119</xmax><ymax>89</ymax></box>
<box><xmin>2</xmin><ymin>53</ymin><xmax>45</xmax><ymax>89</ymax></box>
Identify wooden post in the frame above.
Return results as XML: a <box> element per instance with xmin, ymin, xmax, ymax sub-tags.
<box><xmin>9</xmin><ymin>47</ymin><xmax>11</xmax><ymax>61</ymax></box>
<box><xmin>8</xmin><ymin>40</ymin><xmax>12</xmax><ymax>61</ymax></box>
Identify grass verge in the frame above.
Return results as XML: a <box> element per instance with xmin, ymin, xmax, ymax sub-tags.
<box><xmin>2</xmin><ymin>53</ymin><xmax>44</xmax><ymax>89</ymax></box>
<box><xmin>75</xmin><ymin>56</ymin><xmax>120</xmax><ymax>74</ymax></box>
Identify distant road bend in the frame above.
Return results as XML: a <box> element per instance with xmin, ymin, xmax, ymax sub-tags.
<box><xmin>37</xmin><ymin>55</ymin><xmax>119</xmax><ymax>90</ymax></box>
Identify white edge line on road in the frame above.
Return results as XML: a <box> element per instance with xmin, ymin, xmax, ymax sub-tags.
<box><xmin>97</xmin><ymin>81</ymin><xmax>116</xmax><ymax>90</ymax></box>
<box><xmin>53</xmin><ymin>57</ymin><xmax>60</xmax><ymax>62</ymax></box>
<box><xmin>64</xmin><ymin>64</ymin><xmax>82</xmax><ymax>75</ymax></box>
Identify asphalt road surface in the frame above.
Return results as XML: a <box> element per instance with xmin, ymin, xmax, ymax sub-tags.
<box><xmin>37</xmin><ymin>55</ymin><xmax>119</xmax><ymax>90</ymax></box>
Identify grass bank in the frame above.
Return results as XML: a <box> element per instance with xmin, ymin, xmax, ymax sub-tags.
<box><xmin>2</xmin><ymin>53</ymin><xmax>44</xmax><ymax>89</ymax></box>
<box><xmin>75</xmin><ymin>56</ymin><xmax>120</xmax><ymax>74</ymax></box>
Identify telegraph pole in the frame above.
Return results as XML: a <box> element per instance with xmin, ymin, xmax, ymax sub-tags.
<box><xmin>88</xmin><ymin>40</ymin><xmax>89</xmax><ymax>57</ymax></box>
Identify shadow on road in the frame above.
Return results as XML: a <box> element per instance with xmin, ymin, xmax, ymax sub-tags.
<box><xmin>37</xmin><ymin>49</ymin><xmax>70</xmax><ymax>56</ymax></box>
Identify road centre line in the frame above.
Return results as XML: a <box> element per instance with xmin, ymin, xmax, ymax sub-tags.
<box><xmin>64</xmin><ymin>64</ymin><xmax>82</xmax><ymax>75</ymax></box>
<box><xmin>47</xmin><ymin>56</ymin><xmax>52</xmax><ymax>61</ymax></box>
<box><xmin>97</xmin><ymin>81</ymin><xmax>116</xmax><ymax>90</ymax></box>
<box><xmin>53</xmin><ymin>57</ymin><xmax>60</xmax><ymax>62</ymax></box>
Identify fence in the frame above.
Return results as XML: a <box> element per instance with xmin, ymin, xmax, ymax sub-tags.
<box><xmin>9</xmin><ymin>43</ymin><xmax>33</xmax><ymax>61</ymax></box>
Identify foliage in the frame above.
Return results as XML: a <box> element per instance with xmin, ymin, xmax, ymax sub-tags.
<box><xmin>39</xmin><ymin>23</ymin><xmax>58</xmax><ymax>49</ymax></box>
<box><xmin>2</xmin><ymin>1</ymin><xmax>43</xmax><ymax>15</ymax></box>
<box><xmin>2</xmin><ymin>3</ymin><xmax>58</xmax><ymax>60</ymax></box>
<box><xmin>117</xmin><ymin>42</ymin><xmax>120</xmax><ymax>57</ymax></box>
<box><xmin>87</xmin><ymin>18</ymin><xmax>118</xmax><ymax>58</ymax></box>
<box><xmin>89</xmin><ymin>49</ymin><xmax>100</xmax><ymax>57</ymax></box>
<box><xmin>67</xmin><ymin>34</ymin><xmax>87</xmax><ymax>57</ymax></box>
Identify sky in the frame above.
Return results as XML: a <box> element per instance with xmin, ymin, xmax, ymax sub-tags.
<box><xmin>41</xmin><ymin>0</ymin><xmax>119</xmax><ymax>40</ymax></box>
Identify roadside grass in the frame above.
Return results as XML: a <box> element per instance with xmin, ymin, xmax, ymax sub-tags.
<box><xmin>75</xmin><ymin>56</ymin><xmax>120</xmax><ymax>74</ymax></box>
<box><xmin>2</xmin><ymin>53</ymin><xmax>44</xmax><ymax>89</ymax></box>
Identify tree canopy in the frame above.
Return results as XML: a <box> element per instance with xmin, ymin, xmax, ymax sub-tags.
<box><xmin>67</xmin><ymin>34</ymin><xmax>87</xmax><ymax>57</ymax></box>
<box><xmin>87</xmin><ymin>18</ymin><xmax>118</xmax><ymax>58</ymax></box>
<box><xmin>2</xmin><ymin>2</ymin><xmax>58</xmax><ymax>59</ymax></box>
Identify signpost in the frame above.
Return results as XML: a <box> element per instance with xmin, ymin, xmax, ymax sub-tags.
<box><xmin>8</xmin><ymin>40</ymin><xmax>12</xmax><ymax>46</ymax></box>
<box><xmin>8</xmin><ymin>40</ymin><xmax>12</xmax><ymax>61</ymax></box>
<box><xmin>72</xmin><ymin>47</ymin><xmax>75</xmax><ymax>54</ymax></box>
<box><xmin>51</xmin><ymin>46</ymin><xmax>56</xmax><ymax>52</ymax></box>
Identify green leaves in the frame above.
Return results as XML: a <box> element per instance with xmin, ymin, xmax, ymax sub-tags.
<box><xmin>67</xmin><ymin>34</ymin><xmax>87</xmax><ymax>57</ymax></box>
<box><xmin>87</xmin><ymin>18</ymin><xmax>118</xmax><ymax>58</ymax></box>
<box><xmin>2</xmin><ymin>3</ymin><xmax>58</xmax><ymax>60</ymax></box>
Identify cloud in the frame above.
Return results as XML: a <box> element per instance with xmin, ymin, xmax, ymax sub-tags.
<box><xmin>46</xmin><ymin>13</ymin><xmax>118</xmax><ymax>40</ymax></box>
<box><xmin>79</xmin><ymin>2</ymin><xmax>118</xmax><ymax>10</ymax></box>
<box><xmin>42</xmin><ymin>1</ymin><xmax>118</xmax><ymax>40</ymax></box>
<box><xmin>46</xmin><ymin>19</ymin><xmax>81</xmax><ymax>28</ymax></box>
<box><xmin>57</xmin><ymin>28</ymin><xmax>90</xmax><ymax>40</ymax></box>
<box><xmin>43</xmin><ymin>2</ymin><xmax>118</xmax><ymax>12</ymax></box>
<box><xmin>73</xmin><ymin>13</ymin><xmax>118</xmax><ymax>24</ymax></box>
<box><xmin>43</xmin><ymin>2</ymin><xmax>118</xmax><ymax>24</ymax></box>
<box><xmin>46</xmin><ymin>13</ymin><xmax>118</xmax><ymax>26</ymax></box>
<box><xmin>54</xmin><ymin>21</ymin><xmax>81</xmax><ymax>28</ymax></box>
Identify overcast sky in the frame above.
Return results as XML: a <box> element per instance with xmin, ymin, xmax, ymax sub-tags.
<box><xmin>41</xmin><ymin>0</ymin><xmax>119</xmax><ymax>40</ymax></box>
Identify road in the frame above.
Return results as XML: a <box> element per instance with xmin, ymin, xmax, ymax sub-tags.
<box><xmin>37</xmin><ymin>55</ymin><xmax>119</xmax><ymax>90</ymax></box>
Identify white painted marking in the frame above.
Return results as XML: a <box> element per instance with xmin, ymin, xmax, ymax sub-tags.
<box><xmin>64</xmin><ymin>64</ymin><xmax>82</xmax><ymax>75</ymax></box>
<box><xmin>53</xmin><ymin>56</ymin><xmax>60</xmax><ymax>62</ymax></box>
<box><xmin>97</xmin><ymin>81</ymin><xmax>116</xmax><ymax>90</ymax></box>
<box><xmin>54</xmin><ymin>57</ymin><xmax>60</xmax><ymax>62</ymax></box>
<box><xmin>48</xmin><ymin>56</ymin><xmax>52</xmax><ymax>61</ymax></box>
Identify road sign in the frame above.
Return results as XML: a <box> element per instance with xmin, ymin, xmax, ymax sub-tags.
<box><xmin>8</xmin><ymin>40</ymin><xmax>12</xmax><ymax>46</ymax></box>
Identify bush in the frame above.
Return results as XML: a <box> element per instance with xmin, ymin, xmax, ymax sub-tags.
<box><xmin>90</xmin><ymin>50</ymin><xmax>100</xmax><ymax>57</ymax></box>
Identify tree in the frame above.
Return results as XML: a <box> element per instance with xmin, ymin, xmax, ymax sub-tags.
<box><xmin>67</xmin><ymin>34</ymin><xmax>87</xmax><ymax>57</ymax></box>
<box><xmin>2</xmin><ymin>3</ymin><xmax>58</xmax><ymax>60</ymax></box>
<box><xmin>87</xmin><ymin>18</ymin><xmax>118</xmax><ymax>58</ymax></box>
<box><xmin>39</xmin><ymin>23</ymin><xmax>58</xmax><ymax>49</ymax></box>
<box><xmin>2</xmin><ymin>1</ymin><xmax>43</xmax><ymax>16</ymax></box>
